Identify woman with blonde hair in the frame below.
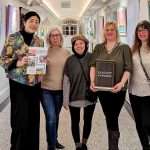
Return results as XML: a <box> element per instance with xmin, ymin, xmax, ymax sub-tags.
<box><xmin>89</xmin><ymin>21</ymin><xmax>132</xmax><ymax>150</ymax></box>
<box><xmin>41</xmin><ymin>27</ymin><xmax>70</xmax><ymax>150</ymax></box>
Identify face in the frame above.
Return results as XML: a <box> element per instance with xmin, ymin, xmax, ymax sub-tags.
<box><xmin>74</xmin><ymin>40</ymin><xmax>85</xmax><ymax>55</ymax></box>
<box><xmin>137</xmin><ymin>27</ymin><xmax>149</xmax><ymax>42</ymax></box>
<box><xmin>50</xmin><ymin>30</ymin><xmax>61</xmax><ymax>47</ymax></box>
<box><xmin>104</xmin><ymin>24</ymin><xmax>117</xmax><ymax>41</ymax></box>
<box><xmin>24</xmin><ymin>16</ymin><xmax>40</xmax><ymax>33</ymax></box>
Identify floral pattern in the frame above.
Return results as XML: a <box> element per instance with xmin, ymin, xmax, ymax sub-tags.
<box><xmin>0</xmin><ymin>31</ymin><xmax>44</xmax><ymax>86</ymax></box>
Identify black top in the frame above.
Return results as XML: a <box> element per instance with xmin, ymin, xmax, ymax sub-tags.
<box><xmin>20</xmin><ymin>30</ymin><xmax>34</xmax><ymax>46</ymax></box>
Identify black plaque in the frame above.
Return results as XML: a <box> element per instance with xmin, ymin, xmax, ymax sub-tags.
<box><xmin>95</xmin><ymin>60</ymin><xmax>115</xmax><ymax>91</ymax></box>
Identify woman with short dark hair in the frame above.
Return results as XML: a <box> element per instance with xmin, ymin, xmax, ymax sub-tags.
<box><xmin>1</xmin><ymin>11</ymin><xmax>44</xmax><ymax>150</ymax></box>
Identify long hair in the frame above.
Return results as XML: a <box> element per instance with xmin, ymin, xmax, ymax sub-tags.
<box><xmin>132</xmin><ymin>20</ymin><xmax>150</xmax><ymax>53</ymax></box>
<box><xmin>46</xmin><ymin>26</ymin><xmax>63</xmax><ymax>48</ymax></box>
<box><xmin>103</xmin><ymin>21</ymin><xmax>120</xmax><ymax>43</ymax></box>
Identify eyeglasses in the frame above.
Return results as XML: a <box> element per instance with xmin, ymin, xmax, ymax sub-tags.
<box><xmin>50</xmin><ymin>34</ymin><xmax>60</xmax><ymax>38</ymax></box>
<box><xmin>137</xmin><ymin>29</ymin><xmax>148</xmax><ymax>33</ymax></box>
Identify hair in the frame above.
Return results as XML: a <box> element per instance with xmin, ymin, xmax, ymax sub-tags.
<box><xmin>46</xmin><ymin>26</ymin><xmax>63</xmax><ymax>48</ymax></box>
<box><xmin>103</xmin><ymin>21</ymin><xmax>120</xmax><ymax>43</ymax></box>
<box><xmin>132</xmin><ymin>20</ymin><xmax>150</xmax><ymax>53</ymax></box>
<box><xmin>23</xmin><ymin>11</ymin><xmax>40</xmax><ymax>23</ymax></box>
<box><xmin>72</xmin><ymin>39</ymin><xmax>89</xmax><ymax>53</ymax></box>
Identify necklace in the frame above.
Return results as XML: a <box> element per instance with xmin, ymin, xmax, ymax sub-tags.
<box><xmin>105</xmin><ymin>42</ymin><xmax>119</xmax><ymax>54</ymax></box>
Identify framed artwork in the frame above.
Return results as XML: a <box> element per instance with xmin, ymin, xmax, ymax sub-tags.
<box><xmin>117</xmin><ymin>7</ymin><xmax>127</xmax><ymax>36</ymax></box>
<box><xmin>148</xmin><ymin>1</ymin><xmax>150</xmax><ymax>20</ymax></box>
<box><xmin>6</xmin><ymin>5</ymin><xmax>20</xmax><ymax>36</ymax></box>
<box><xmin>0</xmin><ymin>2</ymin><xmax>2</xmax><ymax>42</ymax></box>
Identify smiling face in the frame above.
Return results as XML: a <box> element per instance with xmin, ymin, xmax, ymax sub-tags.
<box><xmin>137</xmin><ymin>27</ymin><xmax>149</xmax><ymax>43</ymax></box>
<box><xmin>74</xmin><ymin>40</ymin><xmax>86</xmax><ymax>55</ymax></box>
<box><xmin>49</xmin><ymin>30</ymin><xmax>61</xmax><ymax>48</ymax></box>
<box><xmin>24</xmin><ymin>16</ymin><xmax>40</xmax><ymax>33</ymax></box>
<box><xmin>104</xmin><ymin>24</ymin><xmax>117</xmax><ymax>42</ymax></box>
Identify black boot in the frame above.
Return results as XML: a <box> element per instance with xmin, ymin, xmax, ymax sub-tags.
<box><xmin>56</xmin><ymin>141</ymin><xmax>65</xmax><ymax>149</ymax></box>
<box><xmin>48</xmin><ymin>145</ymin><xmax>56</xmax><ymax>150</ymax></box>
<box><xmin>108</xmin><ymin>130</ymin><xmax>120</xmax><ymax>150</ymax></box>
<box><xmin>81</xmin><ymin>143</ymin><xmax>88</xmax><ymax>150</ymax></box>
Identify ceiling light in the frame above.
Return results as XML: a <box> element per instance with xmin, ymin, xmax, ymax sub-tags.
<box><xmin>79</xmin><ymin>0</ymin><xmax>93</xmax><ymax>18</ymax></box>
<box><xmin>42</xmin><ymin>0</ymin><xmax>60</xmax><ymax>18</ymax></box>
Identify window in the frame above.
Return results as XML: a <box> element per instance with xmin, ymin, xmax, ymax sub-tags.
<box><xmin>62</xmin><ymin>19</ymin><xmax>78</xmax><ymax>35</ymax></box>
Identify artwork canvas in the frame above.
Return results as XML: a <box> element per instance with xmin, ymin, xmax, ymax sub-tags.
<box><xmin>117</xmin><ymin>7</ymin><xmax>127</xmax><ymax>36</ymax></box>
<box><xmin>6</xmin><ymin>5</ymin><xmax>20</xmax><ymax>36</ymax></box>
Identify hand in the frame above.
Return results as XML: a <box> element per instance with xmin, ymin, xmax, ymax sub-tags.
<box><xmin>112</xmin><ymin>82</ymin><xmax>124</xmax><ymax>93</ymax></box>
<box><xmin>63</xmin><ymin>105</ymin><xmax>69</xmax><ymax>110</ymax></box>
<box><xmin>90</xmin><ymin>82</ymin><xmax>97</xmax><ymax>92</ymax></box>
<box><xmin>17</xmin><ymin>56</ymin><xmax>28</xmax><ymax>67</ymax></box>
<box><xmin>63</xmin><ymin>102</ymin><xmax>69</xmax><ymax>110</ymax></box>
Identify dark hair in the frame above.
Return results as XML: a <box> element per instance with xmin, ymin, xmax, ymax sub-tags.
<box><xmin>132</xmin><ymin>20</ymin><xmax>150</xmax><ymax>53</ymax></box>
<box><xmin>24</xmin><ymin>11</ymin><xmax>40</xmax><ymax>23</ymax></box>
<box><xmin>72</xmin><ymin>39</ymin><xmax>89</xmax><ymax>58</ymax></box>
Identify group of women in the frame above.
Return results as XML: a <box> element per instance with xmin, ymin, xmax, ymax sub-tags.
<box><xmin>1</xmin><ymin>10</ymin><xmax>150</xmax><ymax>150</ymax></box>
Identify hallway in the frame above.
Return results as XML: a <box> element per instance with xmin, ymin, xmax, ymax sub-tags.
<box><xmin>0</xmin><ymin>101</ymin><xmax>142</xmax><ymax>150</ymax></box>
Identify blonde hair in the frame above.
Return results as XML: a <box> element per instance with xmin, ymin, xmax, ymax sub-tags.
<box><xmin>103</xmin><ymin>21</ymin><xmax>120</xmax><ymax>43</ymax></box>
<box><xmin>46</xmin><ymin>26</ymin><xmax>63</xmax><ymax>48</ymax></box>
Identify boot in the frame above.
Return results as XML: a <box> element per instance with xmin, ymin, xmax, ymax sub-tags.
<box><xmin>81</xmin><ymin>143</ymin><xmax>88</xmax><ymax>150</ymax></box>
<box><xmin>108</xmin><ymin>130</ymin><xmax>120</xmax><ymax>150</ymax></box>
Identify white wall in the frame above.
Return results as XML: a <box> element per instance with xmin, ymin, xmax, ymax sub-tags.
<box><xmin>139</xmin><ymin>0</ymin><xmax>149</xmax><ymax>21</ymax></box>
<box><xmin>127</xmin><ymin>0</ymin><xmax>140</xmax><ymax>46</ymax></box>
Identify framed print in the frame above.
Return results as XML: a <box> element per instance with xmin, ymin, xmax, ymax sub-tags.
<box><xmin>117</xmin><ymin>7</ymin><xmax>127</xmax><ymax>36</ymax></box>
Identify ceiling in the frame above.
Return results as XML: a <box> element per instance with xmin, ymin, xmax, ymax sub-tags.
<box><xmin>17</xmin><ymin>0</ymin><xmax>110</xmax><ymax>20</ymax></box>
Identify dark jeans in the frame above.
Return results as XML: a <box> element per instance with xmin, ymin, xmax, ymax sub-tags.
<box><xmin>9</xmin><ymin>79</ymin><xmax>41</xmax><ymax>150</ymax></box>
<box><xmin>69</xmin><ymin>104</ymin><xmax>96</xmax><ymax>144</ymax></box>
<box><xmin>129</xmin><ymin>94</ymin><xmax>150</xmax><ymax>149</ymax></box>
<box><xmin>41</xmin><ymin>89</ymin><xmax>63</xmax><ymax>148</ymax></box>
<box><xmin>97</xmin><ymin>91</ymin><xmax>126</xmax><ymax>131</ymax></box>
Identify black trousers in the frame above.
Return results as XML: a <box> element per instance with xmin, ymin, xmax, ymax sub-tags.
<box><xmin>69</xmin><ymin>104</ymin><xmax>96</xmax><ymax>144</ymax></box>
<box><xmin>97</xmin><ymin>91</ymin><xmax>126</xmax><ymax>131</ymax></box>
<box><xmin>9</xmin><ymin>79</ymin><xmax>41</xmax><ymax>150</ymax></box>
<box><xmin>129</xmin><ymin>94</ymin><xmax>150</xmax><ymax>149</ymax></box>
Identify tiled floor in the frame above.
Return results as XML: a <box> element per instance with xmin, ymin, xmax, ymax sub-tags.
<box><xmin>0</xmin><ymin>102</ymin><xmax>142</xmax><ymax>150</ymax></box>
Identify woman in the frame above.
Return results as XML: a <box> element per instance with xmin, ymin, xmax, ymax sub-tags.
<box><xmin>63</xmin><ymin>35</ymin><xmax>97</xmax><ymax>150</ymax></box>
<box><xmin>1</xmin><ymin>11</ymin><xmax>44</xmax><ymax>150</ymax></box>
<box><xmin>41</xmin><ymin>27</ymin><xmax>70</xmax><ymax>150</ymax></box>
<box><xmin>89</xmin><ymin>22</ymin><xmax>132</xmax><ymax>150</ymax></box>
<box><xmin>129</xmin><ymin>20</ymin><xmax>150</xmax><ymax>150</ymax></box>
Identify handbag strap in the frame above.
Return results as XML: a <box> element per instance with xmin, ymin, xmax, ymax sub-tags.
<box><xmin>138</xmin><ymin>49</ymin><xmax>150</xmax><ymax>81</ymax></box>
<box><xmin>76</xmin><ymin>57</ymin><xmax>90</xmax><ymax>85</ymax></box>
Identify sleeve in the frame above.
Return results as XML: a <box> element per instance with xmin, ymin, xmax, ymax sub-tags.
<box><xmin>63</xmin><ymin>59</ymin><xmax>70</xmax><ymax>106</ymax></box>
<box><xmin>123</xmin><ymin>44</ymin><xmax>133</xmax><ymax>73</ymax></box>
<box><xmin>89</xmin><ymin>44</ymin><xmax>100</xmax><ymax>67</ymax></box>
<box><xmin>63</xmin><ymin>74</ymin><xmax>70</xmax><ymax>107</ymax></box>
<box><xmin>0</xmin><ymin>35</ymin><xmax>18</xmax><ymax>72</ymax></box>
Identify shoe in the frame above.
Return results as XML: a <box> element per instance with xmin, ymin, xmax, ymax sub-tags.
<box><xmin>81</xmin><ymin>144</ymin><xmax>88</xmax><ymax>150</ymax></box>
<box><xmin>56</xmin><ymin>141</ymin><xmax>65</xmax><ymax>149</ymax></box>
<box><xmin>76</xmin><ymin>147</ymin><xmax>82</xmax><ymax>150</ymax></box>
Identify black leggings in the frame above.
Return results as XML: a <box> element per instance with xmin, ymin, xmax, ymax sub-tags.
<box><xmin>69</xmin><ymin>104</ymin><xmax>96</xmax><ymax>143</ymax></box>
<box><xmin>98</xmin><ymin>91</ymin><xmax>126</xmax><ymax>131</ymax></box>
<box><xmin>129</xmin><ymin>94</ymin><xmax>150</xmax><ymax>148</ymax></box>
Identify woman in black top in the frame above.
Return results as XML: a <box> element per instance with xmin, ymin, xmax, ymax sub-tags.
<box><xmin>63</xmin><ymin>35</ymin><xmax>97</xmax><ymax>150</ymax></box>
<box><xmin>1</xmin><ymin>11</ymin><xmax>44</xmax><ymax>150</ymax></box>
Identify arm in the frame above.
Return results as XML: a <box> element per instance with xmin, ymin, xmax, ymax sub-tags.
<box><xmin>63</xmin><ymin>74</ymin><xmax>70</xmax><ymax>110</ymax></box>
<box><xmin>112</xmin><ymin>45</ymin><xmax>132</xmax><ymax>93</ymax></box>
<box><xmin>90</xmin><ymin>67</ymin><xmax>97</xmax><ymax>92</ymax></box>
<box><xmin>1</xmin><ymin>34</ymin><xmax>28</xmax><ymax>72</ymax></box>
<box><xmin>112</xmin><ymin>71</ymin><xmax>130</xmax><ymax>93</ymax></box>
